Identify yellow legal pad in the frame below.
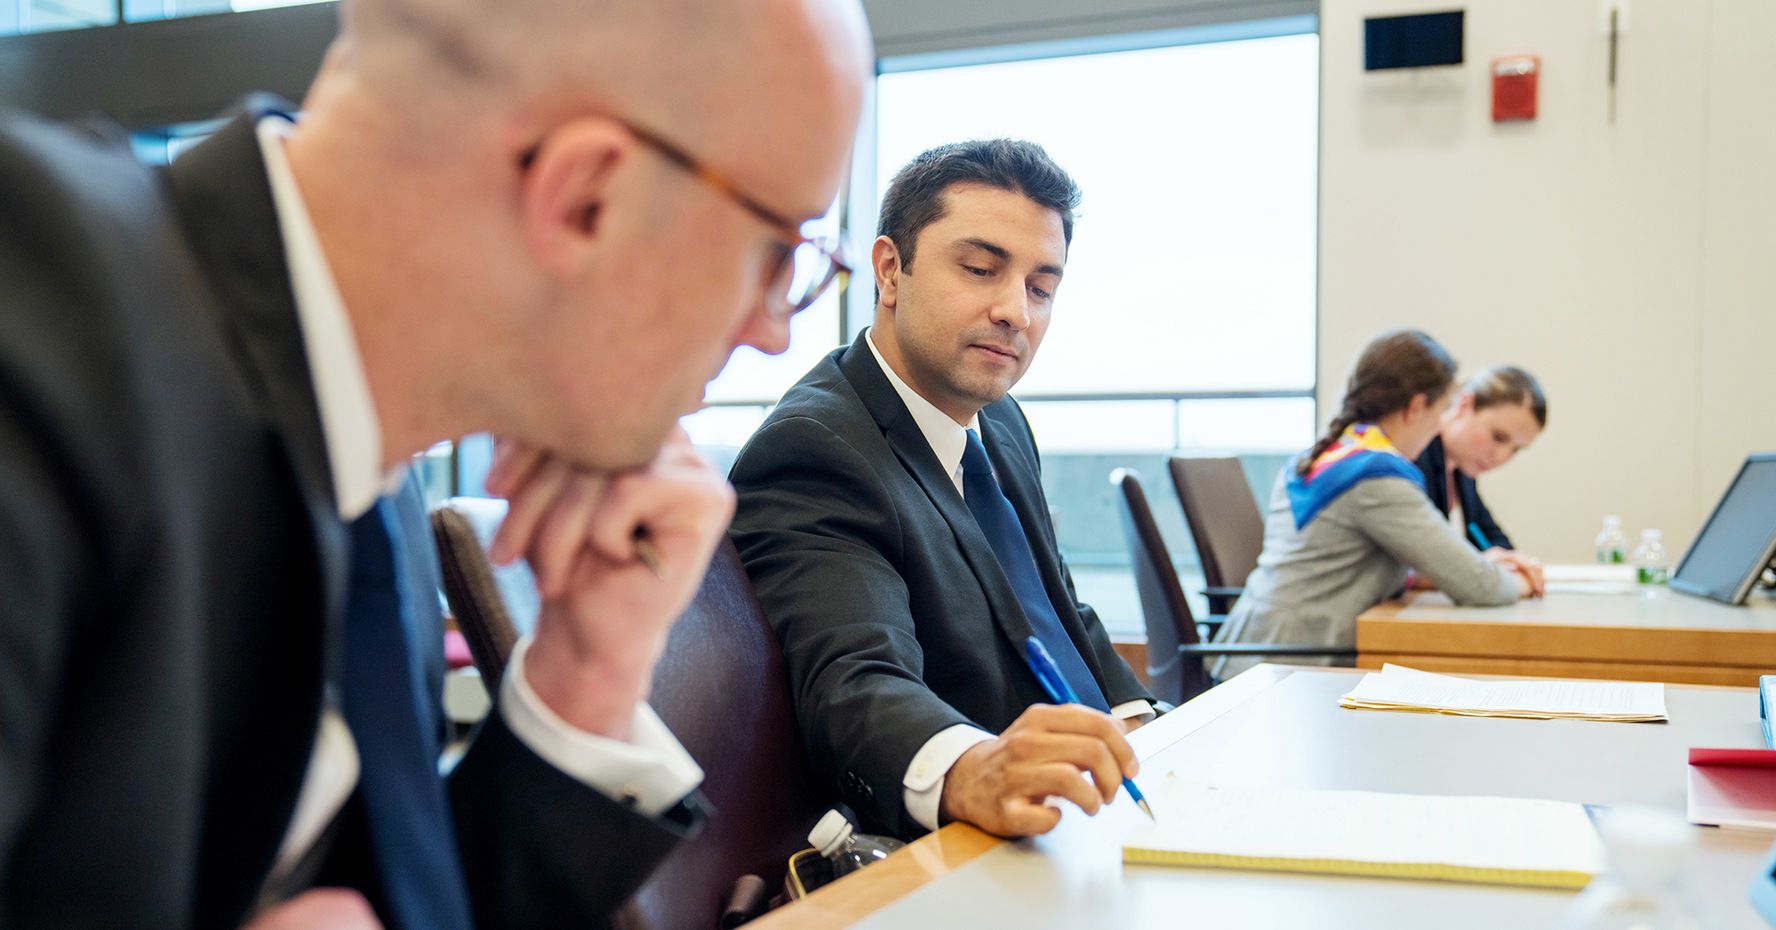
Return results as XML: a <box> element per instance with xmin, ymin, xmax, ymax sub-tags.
<box><xmin>1122</xmin><ymin>780</ymin><xmax>1604</xmax><ymax>890</ymax></box>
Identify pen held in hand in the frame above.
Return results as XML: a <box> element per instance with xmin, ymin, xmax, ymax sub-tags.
<box><xmin>1021</xmin><ymin>637</ymin><xmax>1154</xmax><ymax>821</ymax></box>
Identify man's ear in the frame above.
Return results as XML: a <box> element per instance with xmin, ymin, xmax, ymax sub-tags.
<box><xmin>518</xmin><ymin>117</ymin><xmax>632</xmax><ymax>275</ymax></box>
<box><xmin>871</xmin><ymin>235</ymin><xmax>901</xmax><ymax>309</ymax></box>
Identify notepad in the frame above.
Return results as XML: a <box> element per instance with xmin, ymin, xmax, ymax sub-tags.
<box><xmin>1122</xmin><ymin>779</ymin><xmax>1605</xmax><ymax>889</ymax></box>
<box><xmin>1339</xmin><ymin>664</ymin><xmax>1667</xmax><ymax>722</ymax></box>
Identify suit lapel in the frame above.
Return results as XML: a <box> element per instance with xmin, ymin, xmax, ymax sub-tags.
<box><xmin>164</xmin><ymin>103</ymin><xmax>348</xmax><ymax>633</ymax></box>
<box><xmin>836</xmin><ymin>336</ymin><xmax>1037</xmax><ymax>648</ymax></box>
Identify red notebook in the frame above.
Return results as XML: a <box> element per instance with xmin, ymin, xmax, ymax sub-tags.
<box><xmin>1688</xmin><ymin>747</ymin><xmax>1776</xmax><ymax>829</ymax></box>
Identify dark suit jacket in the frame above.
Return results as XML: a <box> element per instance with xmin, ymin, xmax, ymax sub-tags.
<box><xmin>1415</xmin><ymin>436</ymin><xmax>1513</xmax><ymax>550</ymax></box>
<box><xmin>0</xmin><ymin>103</ymin><xmax>699</xmax><ymax>929</ymax></box>
<box><xmin>728</xmin><ymin>333</ymin><xmax>1150</xmax><ymax>838</ymax></box>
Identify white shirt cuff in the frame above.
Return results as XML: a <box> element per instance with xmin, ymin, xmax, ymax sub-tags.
<box><xmin>499</xmin><ymin>636</ymin><xmax>704</xmax><ymax>818</ymax></box>
<box><xmin>902</xmin><ymin>724</ymin><xmax>995</xmax><ymax>833</ymax></box>
<box><xmin>1111</xmin><ymin>699</ymin><xmax>1157</xmax><ymax>724</ymax></box>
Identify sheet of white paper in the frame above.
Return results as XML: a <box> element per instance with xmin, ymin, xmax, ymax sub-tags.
<box><xmin>1545</xmin><ymin>580</ymin><xmax>1643</xmax><ymax>596</ymax></box>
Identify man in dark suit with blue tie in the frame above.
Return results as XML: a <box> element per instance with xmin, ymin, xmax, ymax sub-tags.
<box><xmin>729</xmin><ymin>140</ymin><xmax>1154</xmax><ymax>842</ymax></box>
<box><xmin>0</xmin><ymin>0</ymin><xmax>870</xmax><ymax>927</ymax></box>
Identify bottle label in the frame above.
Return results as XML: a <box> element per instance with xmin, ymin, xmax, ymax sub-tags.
<box><xmin>1608</xmin><ymin>548</ymin><xmax>1626</xmax><ymax>564</ymax></box>
<box><xmin>1637</xmin><ymin>566</ymin><xmax>1668</xmax><ymax>585</ymax></box>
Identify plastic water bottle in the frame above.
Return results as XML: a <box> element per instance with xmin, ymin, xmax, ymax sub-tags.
<box><xmin>1633</xmin><ymin>530</ymin><xmax>1669</xmax><ymax>585</ymax></box>
<box><xmin>1561</xmin><ymin>807</ymin><xmax>1702</xmax><ymax>930</ymax></box>
<box><xmin>808</xmin><ymin>810</ymin><xmax>905</xmax><ymax>879</ymax></box>
<box><xmin>1595</xmin><ymin>516</ymin><xmax>1629</xmax><ymax>565</ymax></box>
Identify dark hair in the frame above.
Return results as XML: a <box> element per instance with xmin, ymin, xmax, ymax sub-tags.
<box><xmin>1300</xmin><ymin>329</ymin><xmax>1458</xmax><ymax>475</ymax></box>
<box><xmin>875</xmin><ymin>139</ymin><xmax>1081</xmax><ymax>286</ymax></box>
<box><xmin>1465</xmin><ymin>365</ymin><xmax>1548</xmax><ymax>428</ymax></box>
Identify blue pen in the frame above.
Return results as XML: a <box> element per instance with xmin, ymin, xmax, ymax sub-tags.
<box><xmin>1467</xmin><ymin>522</ymin><xmax>1491</xmax><ymax>550</ymax></box>
<box><xmin>1022</xmin><ymin>636</ymin><xmax>1155</xmax><ymax>821</ymax></box>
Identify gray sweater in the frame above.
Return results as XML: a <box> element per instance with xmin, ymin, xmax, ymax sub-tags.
<box><xmin>1214</xmin><ymin>466</ymin><xmax>1520</xmax><ymax>679</ymax></box>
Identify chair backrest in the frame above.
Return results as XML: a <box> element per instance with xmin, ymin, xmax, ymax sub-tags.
<box><xmin>623</xmin><ymin>540</ymin><xmax>833</xmax><ymax>929</ymax></box>
<box><xmin>430</xmin><ymin>498</ymin><xmax>534</xmax><ymax>683</ymax></box>
<box><xmin>1168</xmin><ymin>456</ymin><xmax>1265</xmax><ymax>593</ymax></box>
<box><xmin>1109</xmin><ymin>468</ymin><xmax>1210</xmax><ymax>705</ymax></box>
<box><xmin>430</xmin><ymin>500</ymin><xmax>829</xmax><ymax>929</ymax></box>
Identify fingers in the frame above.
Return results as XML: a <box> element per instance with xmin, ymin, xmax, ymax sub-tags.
<box><xmin>1003</xmin><ymin>730</ymin><xmax>1127</xmax><ymax>804</ymax></box>
<box><xmin>484</xmin><ymin>438</ymin><xmax>545</xmax><ymax>499</ymax></box>
<box><xmin>489</xmin><ymin>454</ymin><xmax>571</xmax><ymax>565</ymax></box>
<box><xmin>583</xmin><ymin>454</ymin><xmax>735</xmax><ymax>571</ymax></box>
<box><xmin>1010</xmin><ymin>703</ymin><xmax>1139</xmax><ymax>779</ymax></box>
<box><xmin>528</xmin><ymin>472</ymin><xmax>608</xmax><ymax>597</ymax></box>
<box><xmin>999</xmin><ymin>798</ymin><xmax>1064</xmax><ymax>837</ymax></box>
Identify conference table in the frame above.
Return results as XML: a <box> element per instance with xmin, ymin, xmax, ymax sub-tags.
<box><xmin>749</xmin><ymin>665</ymin><xmax>1775</xmax><ymax>929</ymax></box>
<box><xmin>1357</xmin><ymin>582</ymin><xmax>1776</xmax><ymax>686</ymax></box>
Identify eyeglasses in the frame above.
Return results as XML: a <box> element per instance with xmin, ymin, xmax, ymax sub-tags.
<box><xmin>520</xmin><ymin>119</ymin><xmax>852</xmax><ymax>319</ymax></box>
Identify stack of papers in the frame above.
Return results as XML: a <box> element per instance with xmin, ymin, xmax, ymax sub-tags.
<box><xmin>1339</xmin><ymin>664</ymin><xmax>1667</xmax><ymax>722</ymax></box>
<box><xmin>1544</xmin><ymin>563</ymin><xmax>1641</xmax><ymax>596</ymax></box>
<box><xmin>1123</xmin><ymin>779</ymin><xmax>1605</xmax><ymax>889</ymax></box>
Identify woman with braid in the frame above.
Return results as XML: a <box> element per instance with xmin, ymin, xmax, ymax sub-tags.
<box><xmin>1213</xmin><ymin>330</ymin><xmax>1540</xmax><ymax>679</ymax></box>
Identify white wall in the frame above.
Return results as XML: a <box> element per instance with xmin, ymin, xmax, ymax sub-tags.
<box><xmin>1320</xmin><ymin>0</ymin><xmax>1776</xmax><ymax>562</ymax></box>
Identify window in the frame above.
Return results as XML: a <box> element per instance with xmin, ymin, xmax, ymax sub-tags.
<box><xmin>874</xmin><ymin>25</ymin><xmax>1320</xmax><ymax>635</ymax></box>
<box><xmin>1</xmin><ymin>0</ymin><xmax>114</xmax><ymax>34</ymax></box>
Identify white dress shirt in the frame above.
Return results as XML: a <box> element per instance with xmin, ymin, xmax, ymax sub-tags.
<box><xmin>257</xmin><ymin>116</ymin><xmax>702</xmax><ymax>877</ymax></box>
<box><xmin>859</xmin><ymin>329</ymin><xmax>1154</xmax><ymax>833</ymax></box>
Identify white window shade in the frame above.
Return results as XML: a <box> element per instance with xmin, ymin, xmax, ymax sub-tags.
<box><xmin>875</xmin><ymin>33</ymin><xmax>1318</xmax><ymax>396</ymax></box>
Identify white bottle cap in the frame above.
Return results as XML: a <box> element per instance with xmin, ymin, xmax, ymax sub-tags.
<box><xmin>1643</xmin><ymin>528</ymin><xmax>1662</xmax><ymax>540</ymax></box>
<box><xmin>1604</xmin><ymin>515</ymin><xmax>1622</xmax><ymax>525</ymax></box>
<box><xmin>809</xmin><ymin>809</ymin><xmax>856</xmax><ymax>857</ymax></box>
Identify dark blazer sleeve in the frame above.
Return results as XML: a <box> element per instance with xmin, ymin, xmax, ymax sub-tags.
<box><xmin>1459</xmin><ymin>474</ymin><xmax>1514</xmax><ymax>550</ymax></box>
<box><xmin>447</xmin><ymin>715</ymin><xmax>701</xmax><ymax>929</ymax></box>
<box><xmin>998</xmin><ymin>402</ymin><xmax>1148</xmax><ymax>710</ymax></box>
<box><xmin>730</xmin><ymin>414</ymin><xmax>980</xmax><ymax>836</ymax></box>
<box><xmin>0</xmin><ymin>194</ymin><xmax>111</xmax><ymax>876</ymax></box>
<box><xmin>385</xmin><ymin>475</ymin><xmax>698</xmax><ymax>927</ymax></box>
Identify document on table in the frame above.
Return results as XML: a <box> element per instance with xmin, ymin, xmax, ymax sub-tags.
<box><xmin>1339</xmin><ymin>664</ymin><xmax>1667</xmax><ymax>722</ymax></box>
<box><xmin>1122</xmin><ymin>779</ymin><xmax>1605</xmax><ymax>889</ymax></box>
<box><xmin>1544</xmin><ymin>564</ymin><xmax>1641</xmax><ymax>595</ymax></box>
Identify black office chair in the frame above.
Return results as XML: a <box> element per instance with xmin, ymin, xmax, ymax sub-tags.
<box><xmin>1111</xmin><ymin>468</ymin><xmax>1354</xmax><ymax>704</ymax></box>
<box><xmin>1169</xmin><ymin>456</ymin><xmax>1265</xmax><ymax>615</ymax></box>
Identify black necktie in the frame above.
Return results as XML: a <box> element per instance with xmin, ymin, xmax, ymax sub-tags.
<box><xmin>341</xmin><ymin>499</ymin><xmax>474</xmax><ymax>930</ymax></box>
<box><xmin>960</xmin><ymin>429</ymin><xmax>1110</xmax><ymax>712</ymax></box>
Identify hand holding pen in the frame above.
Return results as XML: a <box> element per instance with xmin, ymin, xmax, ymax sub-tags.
<box><xmin>483</xmin><ymin>430</ymin><xmax>734</xmax><ymax>740</ymax></box>
<box><xmin>1023</xmin><ymin>637</ymin><xmax>1155</xmax><ymax>820</ymax></box>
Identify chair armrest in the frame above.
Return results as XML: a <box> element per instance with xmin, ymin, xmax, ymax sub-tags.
<box><xmin>1175</xmin><ymin>643</ymin><xmax>1358</xmax><ymax>658</ymax></box>
<box><xmin>1202</xmin><ymin>586</ymin><xmax>1245</xmax><ymax>599</ymax></box>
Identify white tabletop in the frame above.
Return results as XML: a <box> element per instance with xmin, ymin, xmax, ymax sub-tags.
<box><xmin>852</xmin><ymin>667</ymin><xmax>1775</xmax><ymax>930</ymax></box>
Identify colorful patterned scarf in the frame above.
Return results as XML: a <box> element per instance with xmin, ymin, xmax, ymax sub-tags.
<box><xmin>1286</xmin><ymin>423</ymin><xmax>1425</xmax><ymax>529</ymax></box>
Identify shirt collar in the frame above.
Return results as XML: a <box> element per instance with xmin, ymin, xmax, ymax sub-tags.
<box><xmin>256</xmin><ymin>115</ymin><xmax>391</xmax><ymax>520</ymax></box>
<box><xmin>863</xmin><ymin>328</ymin><xmax>978</xmax><ymax>492</ymax></box>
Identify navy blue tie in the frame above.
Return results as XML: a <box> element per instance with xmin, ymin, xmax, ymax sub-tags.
<box><xmin>341</xmin><ymin>500</ymin><xmax>474</xmax><ymax>930</ymax></box>
<box><xmin>960</xmin><ymin>429</ymin><xmax>1110</xmax><ymax>712</ymax></box>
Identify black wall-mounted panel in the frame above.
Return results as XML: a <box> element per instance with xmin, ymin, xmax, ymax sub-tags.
<box><xmin>1364</xmin><ymin>10</ymin><xmax>1463</xmax><ymax>71</ymax></box>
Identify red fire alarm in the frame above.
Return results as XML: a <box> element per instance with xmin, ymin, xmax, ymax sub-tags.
<box><xmin>1493</xmin><ymin>55</ymin><xmax>1539</xmax><ymax>121</ymax></box>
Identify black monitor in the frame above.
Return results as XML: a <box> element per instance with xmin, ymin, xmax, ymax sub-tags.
<box><xmin>1671</xmin><ymin>453</ymin><xmax>1776</xmax><ymax>605</ymax></box>
<box><xmin>1364</xmin><ymin>11</ymin><xmax>1465</xmax><ymax>71</ymax></box>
